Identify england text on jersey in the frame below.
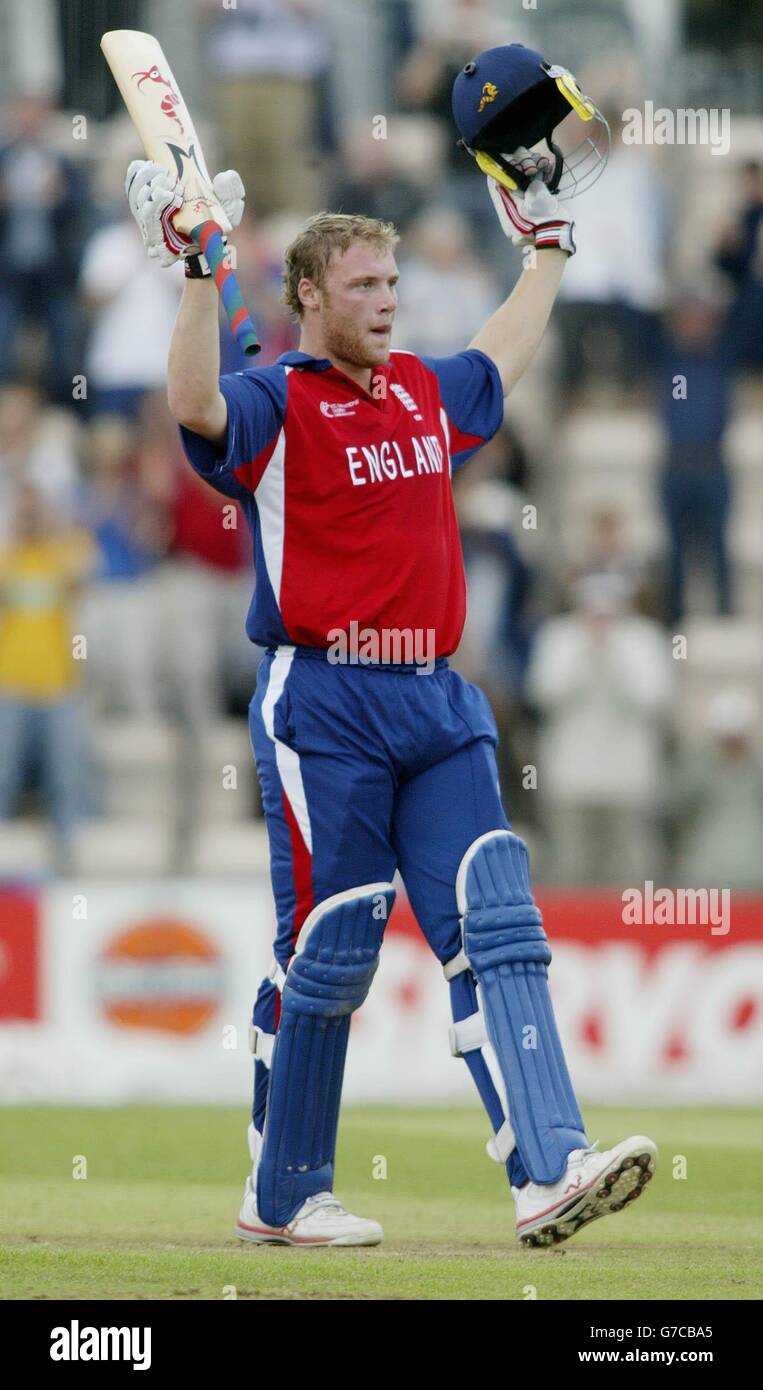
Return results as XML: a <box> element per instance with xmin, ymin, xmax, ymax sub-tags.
<box><xmin>179</xmin><ymin>348</ymin><xmax>504</xmax><ymax>656</ymax></box>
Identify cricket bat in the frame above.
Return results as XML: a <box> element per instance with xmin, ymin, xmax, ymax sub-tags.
<box><xmin>100</xmin><ymin>28</ymin><xmax>260</xmax><ymax>355</ymax></box>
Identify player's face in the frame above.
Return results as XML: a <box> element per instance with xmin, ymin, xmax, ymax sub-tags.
<box><xmin>318</xmin><ymin>243</ymin><xmax>399</xmax><ymax>368</ymax></box>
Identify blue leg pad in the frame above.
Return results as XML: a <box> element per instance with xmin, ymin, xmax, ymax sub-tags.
<box><xmin>257</xmin><ymin>882</ymin><xmax>395</xmax><ymax>1227</ymax></box>
<box><xmin>458</xmin><ymin>830</ymin><xmax>587</xmax><ymax>1184</ymax></box>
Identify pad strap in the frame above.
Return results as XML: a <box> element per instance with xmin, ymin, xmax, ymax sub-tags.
<box><xmin>443</xmin><ymin>949</ymin><xmax>470</xmax><ymax>981</ymax></box>
<box><xmin>249</xmin><ymin>1023</ymin><xmax>275</xmax><ymax>1067</ymax></box>
<box><xmin>487</xmin><ymin>1119</ymin><xmax>516</xmax><ymax>1164</ymax></box>
<box><xmin>448</xmin><ymin>1010</ymin><xmax>487</xmax><ymax>1057</ymax></box>
<box><xmin>268</xmin><ymin>958</ymin><xmax>286</xmax><ymax>992</ymax></box>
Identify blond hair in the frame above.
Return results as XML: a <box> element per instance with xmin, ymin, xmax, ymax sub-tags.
<box><xmin>281</xmin><ymin>211</ymin><xmax>399</xmax><ymax>318</ymax></box>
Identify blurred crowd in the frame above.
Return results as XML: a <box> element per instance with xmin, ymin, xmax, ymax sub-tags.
<box><xmin>1</xmin><ymin>0</ymin><xmax>762</xmax><ymax>888</ymax></box>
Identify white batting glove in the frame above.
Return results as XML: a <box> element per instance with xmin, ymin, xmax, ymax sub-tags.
<box><xmin>212</xmin><ymin>169</ymin><xmax>245</xmax><ymax>230</ymax></box>
<box><xmin>126</xmin><ymin>159</ymin><xmax>193</xmax><ymax>266</ymax></box>
<box><xmin>502</xmin><ymin>144</ymin><xmax>555</xmax><ymax>187</ymax></box>
<box><xmin>125</xmin><ymin>161</ymin><xmax>246</xmax><ymax>267</ymax></box>
<box><xmin>488</xmin><ymin>169</ymin><xmax>576</xmax><ymax>256</ymax></box>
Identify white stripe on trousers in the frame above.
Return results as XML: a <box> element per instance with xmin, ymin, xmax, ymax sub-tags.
<box><xmin>260</xmin><ymin>645</ymin><xmax>313</xmax><ymax>854</ymax></box>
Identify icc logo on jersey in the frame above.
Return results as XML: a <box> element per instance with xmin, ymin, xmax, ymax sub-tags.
<box><xmin>320</xmin><ymin>399</ymin><xmax>359</xmax><ymax>418</ymax></box>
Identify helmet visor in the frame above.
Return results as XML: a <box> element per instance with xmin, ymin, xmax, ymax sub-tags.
<box><xmin>545</xmin><ymin>105</ymin><xmax>611</xmax><ymax>197</ymax></box>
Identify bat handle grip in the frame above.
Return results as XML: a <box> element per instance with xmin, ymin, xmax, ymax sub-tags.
<box><xmin>193</xmin><ymin>220</ymin><xmax>260</xmax><ymax>357</ymax></box>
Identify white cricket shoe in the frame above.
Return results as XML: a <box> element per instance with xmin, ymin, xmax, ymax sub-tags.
<box><xmin>235</xmin><ymin>1178</ymin><xmax>383</xmax><ymax>1247</ymax></box>
<box><xmin>513</xmin><ymin>1134</ymin><xmax>657</xmax><ymax>1248</ymax></box>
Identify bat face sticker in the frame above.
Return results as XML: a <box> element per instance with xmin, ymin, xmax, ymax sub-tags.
<box><xmin>165</xmin><ymin>140</ymin><xmax>213</xmax><ymax>192</ymax></box>
<box><xmin>132</xmin><ymin>64</ymin><xmax>185</xmax><ymax>133</ymax></box>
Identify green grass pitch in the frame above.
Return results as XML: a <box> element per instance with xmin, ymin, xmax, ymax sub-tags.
<box><xmin>1</xmin><ymin>1105</ymin><xmax>761</xmax><ymax>1300</ymax></box>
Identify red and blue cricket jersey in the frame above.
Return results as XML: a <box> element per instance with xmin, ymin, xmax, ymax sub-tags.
<box><xmin>180</xmin><ymin>348</ymin><xmax>504</xmax><ymax>656</ymax></box>
<box><xmin>181</xmin><ymin>347</ymin><xmax>531</xmax><ymax>1188</ymax></box>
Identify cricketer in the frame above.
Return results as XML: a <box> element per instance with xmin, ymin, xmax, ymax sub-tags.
<box><xmin>127</xmin><ymin>44</ymin><xmax>657</xmax><ymax>1249</ymax></box>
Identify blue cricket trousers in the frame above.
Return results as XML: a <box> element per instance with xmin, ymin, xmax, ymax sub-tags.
<box><xmin>248</xmin><ymin>646</ymin><xmax>511</xmax><ymax>1131</ymax></box>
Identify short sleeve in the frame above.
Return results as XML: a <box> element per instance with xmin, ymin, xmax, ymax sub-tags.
<box><xmin>420</xmin><ymin>349</ymin><xmax>504</xmax><ymax>470</ymax></box>
<box><xmin>179</xmin><ymin>366</ymin><xmax>287</xmax><ymax>500</ymax></box>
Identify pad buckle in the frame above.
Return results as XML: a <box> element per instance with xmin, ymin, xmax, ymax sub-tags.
<box><xmin>249</xmin><ymin>1023</ymin><xmax>275</xmax><ymax>1067</ymax></box>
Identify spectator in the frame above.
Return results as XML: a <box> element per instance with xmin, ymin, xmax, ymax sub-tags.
<box><xmin>453</xmin><ymin>427</ymin><xmax>533</xmax><ymax>699</ymax></box>
<box><xmin>136</xmin><ymin>392</ymin><xmax>260</xmax><ymax>865</ymax></box>
<box><xmin>672</xmin><ymin>689</ymin><xmax>763</xmax><ymax>891</ymax></box>
<box><xmin>396</xmin><ymin>1</ymin><xmax>514</xmax><ymax>269</ymax></box>
<box><xmin>713</xmin><ymin>160</ymin><xmax>763</xmax><ymax>372</ymax></box>
<box><xmin>453</xmin><ymin>427</ymin><xmax>536</xmax><ymax>826</ymax></box>
<box><xmin>657</xmin><ymin>290</ymin><xmax>733</xmax><ymax>623</ymax></box>
<box><xmin>714</xmin><ymin>160</ymin><xmax>763</xmax><ymax>288</ymax></box>
<box><xmin>526</xmin><ymin>572</ymin><xmax>673</xmax><ymax>886</ymax></box>
<box><xmin>80</xmin><ymin>217</ymin><xmax>183</xmax><ymax>419</ymax></box>
<box><xmin>397</xmin><ymin>0</ymin><xmax>505</xmax><ymax>175</ymax></box>
<box><xmin>205</xmin><ymin>0</ymin><xmax>331</xmax><ymax>219</ymax></box>
<box><xmin>0</xmin><ymin>94</ymin><xmax>87</xmax><ymax>404</ymax></box>
<box><xmin>555</xmin><ymin>110</ymin><xmax>669</xmax><ymax>400</ymax></box>
<box><xmin>76</xmin><ymin>416</ymin><xmax>165</xmax><ymax>718</ymax></box>
<box><xmin>394</xmin><ymin>205</ymin><xmax>500</xmax><ymax>355</ymax></box>
<box><xmin>575</xmin><ymin>508</ymin><xmax>654</xmax><ymax>617</ymax></box>
<box><xmin>332</xmin><ymin>117</ymin><xmax>432</xmax><ymax>235</ymax></box>
<box><xmin>0</xmin><ymin>379</ymin><xmax>80</xmax><ymax>542</ymax></box>
<box><xmin>0</xmin><ymin>481</ymin><xmax>97</xmax><ymax>870</ymax></box>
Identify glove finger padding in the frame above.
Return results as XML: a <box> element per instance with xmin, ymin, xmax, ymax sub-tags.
<box><xmin>126</xmin><ymin>160</ymin><xmax>175</xmax><ymax>216</ymax></box>
<box><xmin>507</xmin><ymin>144</ymin><xmax>555</xmax><ymax>186</ymax></box>
<box><xmin>125</xmin><ymin>158</ymin><xmax>157</xmax><ymax>208</ymax></box>
<box><xmin>212</xmin><ymin>169</ymin><xmax>245</xmax><ymax>229</ymax></box>
<box><xmin>475</xmin><ymin>145</ymin><xmax>554</xmax><ymax>192</ymax></box>
<box><xmin>125</xmin><ymin>158</ymin><xmax>194</xmax><ymax>267</ymax></box>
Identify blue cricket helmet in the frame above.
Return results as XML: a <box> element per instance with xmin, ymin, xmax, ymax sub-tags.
<box><xmin>452</xmin><ymin>44</ymin><xmax>609</xmax><ymax>198</ymax></box>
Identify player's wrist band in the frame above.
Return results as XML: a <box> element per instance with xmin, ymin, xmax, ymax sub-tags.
<box><xmin>534</xmin><ymin>221</ymin><xmax>576</xmax><ymax>256</ymax></box>
<box><xmin>184</xmin><ymin>253</ymin><xmax>211</xmax><ymax>279</ymax></box>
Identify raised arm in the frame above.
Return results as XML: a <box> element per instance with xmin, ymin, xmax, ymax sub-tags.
<box><xmin>123</xmin><ymin>158</ymin><xmax>246</xmax><ymax>446</ymax></box>
<box><xmin>167</xmin><ymin>278</ymin><xmax>227</xmax><ymax>445</ymax></box>
<box><xmin>468</xmin><ymin>166</ymin><xmax>576</xmax><ymax>396</ymax></box>
<box><xmin>470</xmin><ymin>249</ymin><xmax>566</xmax><ymax>397</ymax></box>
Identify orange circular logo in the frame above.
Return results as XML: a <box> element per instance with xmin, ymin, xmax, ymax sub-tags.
<box><xmin>98</xmin><ymin>918</ymin><xmax>222</xmax><ymax>1034</ymax></box>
